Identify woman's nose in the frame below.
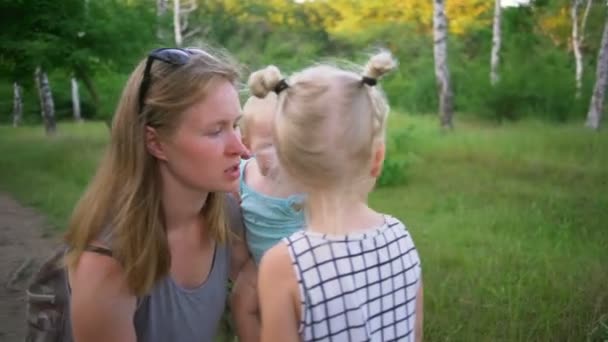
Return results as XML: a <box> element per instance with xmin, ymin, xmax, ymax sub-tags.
<box><xmin>229</xmin><ymin>129</ymin><xmax>251</xmax><ymax>159</ymax></box>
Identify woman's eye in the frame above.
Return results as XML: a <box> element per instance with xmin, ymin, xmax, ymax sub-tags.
<box><xmin>208</xmin><ymin>127</ymin><xmax>222</xmax><ymax>136</ymax></box>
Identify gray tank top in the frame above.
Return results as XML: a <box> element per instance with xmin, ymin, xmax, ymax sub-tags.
<box><xmin>66</xmin><ymin>196</ymin><xmax>243</xmax><ymax>342</ymax></box>
<box><xmin>133</xmin><ymin>242</ymin><xmax>230</xmax><ymax>342</ymax></box>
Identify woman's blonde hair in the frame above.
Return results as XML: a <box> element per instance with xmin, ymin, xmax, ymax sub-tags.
<box><xmin>65</xmin><ymin>47</ymin><xmax>240</xmax><ymax>296</ymax></box>
<box><xmin>248</xmin><ymin>51</ymin><xmax>396</xmax><ymax>190</ymax></box>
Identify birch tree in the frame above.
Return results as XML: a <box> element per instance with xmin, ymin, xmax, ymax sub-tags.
<box><xmin>71</xmin><ymin>77</ymin><xmax>83</xmax><ymax>122</ymax></box>
<box><xmin>35</xmin><ymin>67</ymin><xmax>57</xmax><ymax>135</ymax></box>
<box><xmin>571</xmin><ymin>0</ymin><xmax>593</xmax><ymax>98</ymax></box>
<box><xmin>12</xmin><ymin>83</ymin><xmax>23</xmax><ymax>127</ymax></box>
<box><xmin>586</xmin><ymin>7</ymin><xmax>608</xmax><ymax>130</ymax></box>
<box><xmin>433</xmin><ymin>0</ymin><xmax>454</xmax><ymax>129</ymax></box>
<box><xmin>491</xmin><ymin>0</ymin><xmax>502</xmax><ymax>85</ymax></box>
<box><xmin>157</xmin><ymin>0</ymin><xmax>168</xmax><ymax>40</ymax></box>
<box><xmin>173</xmin><ymin>0</ymin><xmax>200</xmax><ymax>47</ymax></box>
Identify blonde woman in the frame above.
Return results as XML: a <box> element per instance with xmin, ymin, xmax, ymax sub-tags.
<box><xmin>64</xmin><ymin>47</ymin><xmax>251</xmax><ymax>342</ymax></box>
<box><xmin>250</xmin><ymin>52</ymin><xmax>424</xmax><ymax>342</ymax></box>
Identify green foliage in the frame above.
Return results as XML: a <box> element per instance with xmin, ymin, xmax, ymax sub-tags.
<box><xmin>347</xmin><ymin>23</ymin><xmax>439</xmax><ymax>114</ymax></box>
<box><xmin>195</xmin><ymin>0</ymin><xmax>336</xmax><ymax>73</ymax></box>
<box><xmin>1</xmin><ymin>1</ymin><xmax>606</xmax><ymax>125</ymax></box>
<box><xmin>377</xmin><ymin>124</ymin><xmax>413</xmax><ymax>187</ymax></box>
<box><xmin>0</xmin><ymin>0</ymin><xmax>157</xmax><ymax>122</ymax></box>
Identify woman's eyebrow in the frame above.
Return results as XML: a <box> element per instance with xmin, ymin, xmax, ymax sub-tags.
<box><xmin>208</xmin><ymin>115</ymin><xmax>242</xmax><ymax>126</ymax></box>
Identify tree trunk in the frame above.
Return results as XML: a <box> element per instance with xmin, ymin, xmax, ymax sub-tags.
<box><xmin>157</xmin><ymin>0</ymin><xmax>168</xmax><ymax>40</ymax></box>
<box><xmin>75</xmin><ymin>67</ymin><xmax>99</xmax><ymax>112</ymax></box>
<box><xmin>491</xmin><ymin>0</ymin><xmax>502</xmax><ymax>86</ymax></box>
<box><xmin>12</xmin><ymin>82</ymin><xmax>23</xmax><ymax>127</ymax></box>
<box><xmin>572</xmin><ymin>0</ymin><xmax>592</xmax><ymax>98</ymax></box>
<box><xmin>172</xmin><ymin>0</ymin><xmax>199</xmax><ymax>47</ymax></box>
<box><xmin>71</xmin><ymin>77</ymin><xmax>82</xmax><ymax>122</ymax></box>
<box><xmin>433</xmin><ymin>0</ymin><xmax>454</xmax><ymax>129</ymax></box>
<box><xmin>35</xmin><ymin>67</ymin><xmax>56</xmax><ymax>135</ymax></box>
<box><xmin>173</xmin><ymin>0</ymin><xmax>182</xmax><ymax>47</ymax></box>
<box><xmin>572</xmin><ymin>0</ymin><xmax>584</xmax><ymax>98</ymax></box>
<box><xmin>586</xmin><ymin>11</ymin><xmax>608</xmax><ymax>130</ymax></box>
<box><xmin>580</xmin><ymin>0</ymin><xmax>592</xmax><ymax>47</ymax></box>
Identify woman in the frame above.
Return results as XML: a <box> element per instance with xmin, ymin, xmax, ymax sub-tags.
<box><xmin>64</xmin><ymin>47</ymin><xmax>251</xmax><ymax>341</ymax></box>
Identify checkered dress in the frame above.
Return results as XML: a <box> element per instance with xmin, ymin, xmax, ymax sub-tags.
<box><xmin>284</xmin><ymin>215</ymin><xmax>421</xmax><ymax>342</ymax></box>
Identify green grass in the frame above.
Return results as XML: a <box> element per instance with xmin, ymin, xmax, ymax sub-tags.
<box><xmin>0</xmin><ymin>122</ymin><xmax>109</xmax><ymax>228</ymax></box>
<box><xmin>0</xmin><ymin>116</ymin><xmax>607</xmax><ymax>341</ymax></box>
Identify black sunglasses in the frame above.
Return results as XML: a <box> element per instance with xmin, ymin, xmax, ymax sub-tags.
<box><xmin>138</xmin><ymin>48</ymin><xmax>206</xmax><ymax>114</ymax></box>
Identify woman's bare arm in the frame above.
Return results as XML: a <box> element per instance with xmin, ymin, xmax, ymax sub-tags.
<box><xmin>68</xmin><ymin>251</ymin><xmax>137</xmax><ymax>342</ymax></box>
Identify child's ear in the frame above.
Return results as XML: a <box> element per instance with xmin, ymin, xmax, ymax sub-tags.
<box><xmin>370</xmin><ymin>142</ymin><xmax>385</xmax><ymax>178</ymax></box>
<box><xmin>145</xmin><ymin>126</ymin><xmax>168</xmax><ymax>161</ymax></box>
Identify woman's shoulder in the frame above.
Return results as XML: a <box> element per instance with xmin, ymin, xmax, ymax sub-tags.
<box><xmin>68</xmin><ymin>247</ymin><xmax>130</xmax><ymax>297</ymax></box>
<box><xmin>68</xmin><ymin>250</ymin><xmax>137</xmax><ymax>341</ymax></box>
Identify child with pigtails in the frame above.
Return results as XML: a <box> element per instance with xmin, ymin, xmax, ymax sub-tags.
<box><xmin>233</xmin><ymin>51</ymin><xmax>423</xmax><ymax>342</ymax></box>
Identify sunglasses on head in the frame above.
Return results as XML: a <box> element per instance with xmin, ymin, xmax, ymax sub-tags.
<box><xmin>138</xmin><ymin>47</ymin><xmax>207</xmax><ymax>114</ymax></box>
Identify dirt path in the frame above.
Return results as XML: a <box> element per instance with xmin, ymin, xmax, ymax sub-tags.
<box><xmin>0</xmin><ymin>193</ymin><xmax>56</xmax><ymax>342</ymax></box>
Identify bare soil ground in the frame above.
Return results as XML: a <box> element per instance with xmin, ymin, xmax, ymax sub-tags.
<box><xmin>0</xmin><ymin>193</ymin><xmax>56</xmax><ymax>342</ymax></box>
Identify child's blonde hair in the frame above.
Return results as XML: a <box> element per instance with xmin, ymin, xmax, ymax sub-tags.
<box><xmin>240</xmin><ymin>92</ymin><xmax>278</xmax><ymax>146</ymax></box>
<box><xmin>247</xmin><ymin>51</ymin><xmax>397</xmax><ymax>190</ymax></box>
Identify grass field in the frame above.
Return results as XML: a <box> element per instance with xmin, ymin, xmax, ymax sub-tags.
<box><xmin>0</xmin><ymin>115</ymin><xmax>606</xmax><ymax>341</ymax></box>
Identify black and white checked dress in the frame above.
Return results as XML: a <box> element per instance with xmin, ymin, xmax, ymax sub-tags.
<box><xmin>284</xmin><ymin>215</ymin><xmax>421</xmax><ymax>342</ymax></box>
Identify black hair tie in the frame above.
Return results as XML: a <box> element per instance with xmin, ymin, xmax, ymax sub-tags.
<box><xmin>273</xmin><ymin>79</ymin><xmax>289</xmax><ymax>94</ymax></box>
<box><xmin>362</xmin><ymin>76</ymin><xmax>377</xmax><ymax>86</ymax></box>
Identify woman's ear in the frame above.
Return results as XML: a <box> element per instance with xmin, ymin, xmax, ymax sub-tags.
<box><xmin>370</xmin><ymin>142</ymin><xmax>386</xmax><ymax>178</ymax></box>
<box><xmin>145</xmin><ymin>126</ymin><xmax>168</xmax><ymax>161</ymax></box>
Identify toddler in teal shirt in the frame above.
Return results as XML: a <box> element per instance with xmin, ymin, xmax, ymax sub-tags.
<box><xmin>231</xmin><ymin>90</ymin><xmax>305</xmax><ymax>341</ymax></box>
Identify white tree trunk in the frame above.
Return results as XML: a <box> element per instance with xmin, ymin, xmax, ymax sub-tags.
<box><xmin>572</xmin><ymin>0</ymin><xmax>584</xmax><ymax>98</ymax></box>
<box><xmin>491</xmin><ymin>0</ymin><xmax>502</xmax><ymax>85</ymax></box>
<box><xmin>157</xmin><ymin>0</ymin><xmax>168</xmax><ymax>40</ymax></box>
<box><xmin>71</xmin><ymin>77</ymin><xmax>82</xmax><ymax>122</ymax></box>
<box><xmin>433</xmin><ymin>0</ymin><xmax>454</xmax><ymax>129</ymax></box>
<box><xmin>172</xmin><ymin>0</ymin><xmax>199</xmax><ymax>47</ymax></box>
<box><xmin>580</xmin><ymin>0</ymin><xmax>592</xmax><ymax>46</ymax></box>
<box><xmin>157</xmin><ymin>0</ymin><xmax>167</xmax><ymax>17</ymax></box>
<box><xmin>12</xmin><ymin>82</ymin><xmax>22</xmax><ymax>127</ymax></box>
<box><xmin>173</xmin><ymin>0</ymin><xmax>182</xmax><ymax>47</ymax></box>
<box><xmin>586</xmin><ymin>12</ymin><xmax>608</xmax><ymax>130</ymax></box>
<box><xmin>572</xmin><ymin>0</ymin><xmax>592</xmax><ymax>98</ymax></box>
<box><xmin>35</xmin><ymin>67</ymin><xmax>56</xmax><ymax>135</ymax></box>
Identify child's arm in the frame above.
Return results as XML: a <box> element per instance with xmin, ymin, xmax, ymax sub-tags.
<box><xmin>231</xmin><ymin>259</ymin><xmax>261</xmax><ymax>342</ymax></box>
<box><xmin>258</xmin><ymin>243</ymin><xmax>300</xmax><ymax>342</ymax></box>
<box><xmin>415</xmin><ymin>281</ymin><xmax>424</xmax><ymax>342</ymax></box>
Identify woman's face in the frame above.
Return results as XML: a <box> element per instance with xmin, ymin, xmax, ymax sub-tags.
<box><xmin>159</xmin><ymin>80</ymin><xmax>247</xmax><ymax>193</ymax></box>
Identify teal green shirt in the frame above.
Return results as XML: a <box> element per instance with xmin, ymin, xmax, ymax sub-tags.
<box><xmin>239</xmin><ymin>159</ymin><xmax>305</xmax><ymax>264</ymax></box>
